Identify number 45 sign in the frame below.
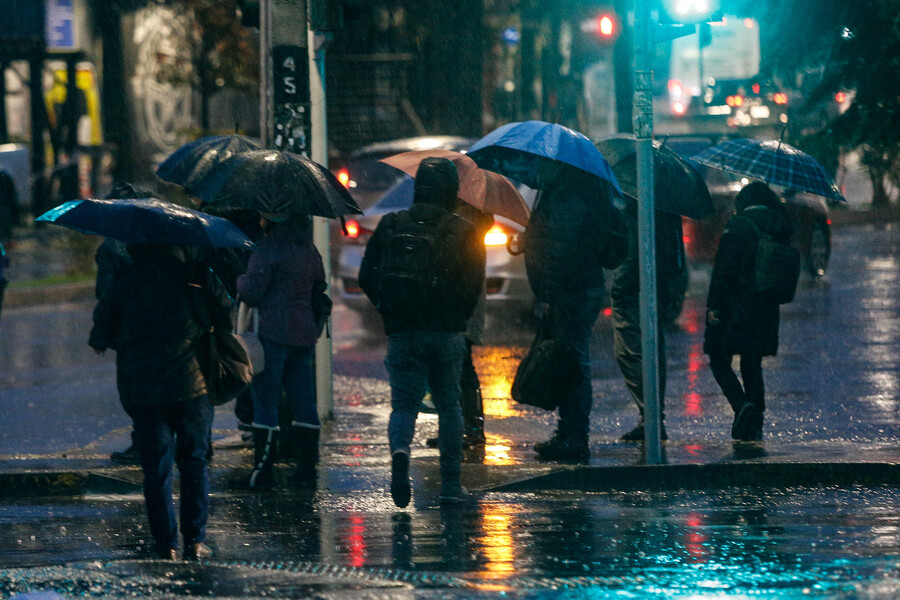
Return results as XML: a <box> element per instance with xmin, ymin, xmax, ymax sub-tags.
<box><xmin>273</xmin><ymin>45</ymin><xmax>310</xmax><ymax>105</ymax></box>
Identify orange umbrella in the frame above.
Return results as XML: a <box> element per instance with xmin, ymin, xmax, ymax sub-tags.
<box><xmin>380</xmin><ymin>149</ymin><xmax>530</xmax><ymax>226</ymax></box>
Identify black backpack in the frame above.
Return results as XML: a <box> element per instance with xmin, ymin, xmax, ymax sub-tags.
<box><xmin>374</xmin><ymin>213</ymin><xmax>453</xmax><ymax>316</ymax></box>
<box><xmin>743</xmin><ymin>211</ymin><xmax>801</xmax><ymax>305</ymax></box>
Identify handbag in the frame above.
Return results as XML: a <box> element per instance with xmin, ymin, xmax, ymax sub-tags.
<box><xmin>511</xmin><ymin>317</ymin><xmax>584</xmax><ymax>411</ymax></box>
<box><xmin>236</xmin><ymin>302</ymin><xmax>265</xmax><ymax>374</ymax></box>
<box><xmin>188</xmin><ymin>283</ymin><xmax>253</xmax><ymax>406</ymax></box>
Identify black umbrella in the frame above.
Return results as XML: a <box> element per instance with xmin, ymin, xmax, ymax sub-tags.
<box><xmin>595</xmin><ymin>135</ymin><xmax>714</xmax><ymax>220</ymax></box>
<box><xmin>35</xmin><ymin>198</ymin><xmax>255</xmax><ymax>249</ymax></box>
<box><xmin>192</xmin><ymin>150</ymin><xmax>363</xmax><ymax>218</ymax></box>
<box><xmin>156</xmin><ymin>135</ymin><xmax>261</xmax><ymax>192</ymax></box>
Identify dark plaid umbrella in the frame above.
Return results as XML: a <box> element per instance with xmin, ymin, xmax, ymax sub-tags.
<box><xmin>192</xmin><ymin>150</ymin><xmax>363</xmax><ymax>218</ymax></box>
<box><xmin>691</xmin><ymin>138</ymin><xmax>845</xmax><ymax>202</ymax></box>
<box><xmin>36</xmin><ymin>198</ymin><xmax>255</xmax><ymax>249</ymax></box>
<box><xmin>595</xmin><ymin>135</ymin><xmax>714</xmax><ymax>220</ymax></box>
<box><xmin>156</xmin><ymin>135</ymin><xmax>261</xmax><ymax>192</ymax></box>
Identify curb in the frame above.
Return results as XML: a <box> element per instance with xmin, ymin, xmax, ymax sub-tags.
<box><xmin>4</xmin><ymin>281</ymin><xmax>94</xmax><ymax>308</ymax></box>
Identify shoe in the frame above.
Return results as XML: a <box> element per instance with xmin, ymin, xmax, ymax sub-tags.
<box><xmin>157</xmin><ymin>547</ymin><xmax>177</xmax><ymax>561</ymax></box>
<box><xmin>248</xmin><ymin>427</ymin><xmax>279</xmax><ymax>490</ymax></box>
<box><xmin>418</xmin><ymin>393</ymin><xmax>437</xmax><ymax>414</ymax></box>
<box><xmin>110</xmin><ymin>444</ymin><xmax>141</xmax><ymax>465</ymax></box>
<box><xmin>534</xmin><ymin>434</ymin><xmax>589</xmax><ymax>460</ymax></box>
<box><xmin>390</xmin><ymin>451</ymin><xmax>411</xmax><ymax>508</ymax></box>
<box><xmin>426</xmin><ymin>431</ymin><xmax>486</xmax><ymax>449</ymax></box>
<box><xmin>439</xmin><ymin>484</ymin><xmax>469</xmax><ymax>504</ymax></box>
<box><xmin>619</xmin><ymin>423</ymin><xmax>668</xmax><ymax>442</ymax></box>
<box><xmin>732</xmin><ymin>403</ymin><xmax>762</xmax><ymax>441</ymax></box>
<box><xmin>183</xmin><ymin>543</ymin><xmax>212</xmax><ymax>561</ymax></box>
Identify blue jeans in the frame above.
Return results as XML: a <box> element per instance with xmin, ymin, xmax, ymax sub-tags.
<box><xmin>125</xmin><ymin>396</ymin><xmax>213</xmax><ymax>554</ymax></box>
<box><xmin>385</xmin><ymin>331</ymin><xmax>466</xmax><ymax>477</ymax></box>
<box><xmin>547</xmin><ymin>292</ymin><xmax>605</xmax><ymax>442</ymax></box>
<box><xmin>252</xmin><ymin>339</ymin><xmax>318</xmax><ymax>429</ymax></box>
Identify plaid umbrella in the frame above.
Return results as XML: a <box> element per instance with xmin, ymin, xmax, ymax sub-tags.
<box><xmin>691</xmin><ymin>138</ymin><xmax>845</xmax><ymax>202</ymax></box>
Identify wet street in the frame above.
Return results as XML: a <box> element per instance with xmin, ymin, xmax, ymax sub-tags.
<box><xmin>1</xmin><ymin>220</ymin><xmax>899</xmax><ymax>598</ymax></box>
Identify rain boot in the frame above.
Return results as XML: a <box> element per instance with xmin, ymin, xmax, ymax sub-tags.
<box><xmin>291</xmin><ymin>424</ymin><xmax>320</xmax><ymax>488</ymax></box>
<box><xmin>461</xmin><ymin>386</ymin><xmax>486</xmax><ymax>447</ymax></box>
<box><xmin>248</xmin><ymin>427</ymin><xmax>279</xmax><ymax>490</ymax></box>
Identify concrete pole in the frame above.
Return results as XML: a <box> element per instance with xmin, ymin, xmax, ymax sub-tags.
<box><xmin>308</xmin><ymin>29</ymin><xmax>334</xmax><ymax>421</ymax></box>
<box><xmin>259</xmin><ymin>0</ymin><xmax>273</xmax><ymax>148</ymax></box>
<box><xmin>633</xmin><ymin>0</ymin><xmax>662</xmax><ymax>464</ymax></box>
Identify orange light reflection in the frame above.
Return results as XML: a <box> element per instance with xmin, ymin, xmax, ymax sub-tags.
<box><xmin>474</xmin><ymin>503</ymin><xmax>519</xmax><ymax>578</ymax></box>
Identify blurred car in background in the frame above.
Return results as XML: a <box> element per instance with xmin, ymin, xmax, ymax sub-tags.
<box><xmin>665</xmin><ymin>135</ymin><xmax>832</xmax><ymax>277</ymax></box>
<box><xmin>338</xmin><ymin>176</ymin><xmax>535</xmax><ymax>329</ymax></box>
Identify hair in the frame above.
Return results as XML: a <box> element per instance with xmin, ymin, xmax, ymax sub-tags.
<box><xmin>735</xmin><ymin>181</ymin><xmax>781</xmax><ymax>212</ymax></box>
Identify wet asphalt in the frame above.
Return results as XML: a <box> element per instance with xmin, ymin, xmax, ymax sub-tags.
<box><xmin>1</xmin><ymin>217</ymin><xmax>899</xmax><ymax>598</ymax></box>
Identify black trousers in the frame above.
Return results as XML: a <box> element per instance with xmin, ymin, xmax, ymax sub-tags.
<box><xmin>708</xmin><ymin>351</ymin><xmax>764</xmax><ymax>414</ymax></box>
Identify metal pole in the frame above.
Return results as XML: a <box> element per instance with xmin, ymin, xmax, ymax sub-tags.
<box><xmin>259</xmin><ymin>0</ymin><xmax>273</xmax><ymax>148</ymax></box>
<box><xmin>633</xmin><ymin>0</ymin><xmax>662</xmax><ymax>463</ymax></box>
<box><xmin>308</xmin><ymin>28</ymin><xmax>334</xmax><ymax>420</ymax></box>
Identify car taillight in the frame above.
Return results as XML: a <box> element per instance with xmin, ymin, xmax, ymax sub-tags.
<box><xmin>342</xmin><ymin>219</ymin><xmax>373</xmax><ymax>244</ymax></box>
<box><xmin>337</xmin><ymin>168</ymin><xmax>350</xmax><ymax>188</ymax></box>
<box><xmin>484</xmin><ymin>222</ymin><xmax>513</xmax><ymax>246</ymax></box>
<box><xmin>773</xmin><ymin>92</ymin><xmax>788</xmax><ymax>105</ymax></box>
<box><xmin>673</xmin><ymin>101</ymin><xmax>686</xmax><ymax>115</ymax></box>
<box><xmin>726</xmin><ymin>95</ymin><xmax>744</xmax><ymax>107</ymax></box>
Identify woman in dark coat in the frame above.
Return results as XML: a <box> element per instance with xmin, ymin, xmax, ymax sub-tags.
<box><xmin>704</xmin><ymin>181</ymin><xmax>794</xmax><ymax>441</ymax></box>
<box><xmin>90</xmin><ymin>243</ymin><xmax>233</xmax><ymax>560</ymax></box>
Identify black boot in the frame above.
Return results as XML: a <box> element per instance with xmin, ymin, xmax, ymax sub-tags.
<box><xmin>461</xmin><ymin>386</ymin><xmax>486</xmax><ymax>447</ymax></box>
<box><xmin>248</xmin><ymin>427</ymin><xmax>279</xmax><ymax>490</ymax></box>
<box><xmin>291</xmin><ymin>425</ymin><xmax>320</xmax><ymax>488</ymax></box>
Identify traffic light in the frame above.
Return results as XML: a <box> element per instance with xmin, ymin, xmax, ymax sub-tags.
<box><xmin>660</xmin><ymin>0</ymin><xmax>721</xmax><ymax>24</ymax></box>
<box><xmin>580</xmin><ymin>11</ymin><xmax>619</xmax><ymax>42</ymax></box>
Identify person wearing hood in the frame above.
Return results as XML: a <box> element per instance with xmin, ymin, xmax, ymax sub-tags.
<box><xmin>89</xmin><ymin>243</ymin><xmax>233</xmax><ymax>561</ymax></box>
<box><xmin>237</xmin><ymin>214</ymin><xmax>327</xmax><ymax>490</ymax></box>
<box><xmin>704</xmin><ymin>181</ymin><xmax>794</xmax><ymax>441</ymax></box>
<box><xmin>359</xmin><ymin>157</ymin><xmax>485</xmax><ymax>507</ymax></box>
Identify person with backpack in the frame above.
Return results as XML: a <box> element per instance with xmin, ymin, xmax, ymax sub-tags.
<box><xmin>525</xmin><ymin>161</ymin><xmax>628</xmax><ymax>461</ymax></box>
<box><xmin>704</xmin><ymin>181</ymin><xmax>797</xmax><ymax>442</ymax></box>
<box><xmin>611</xmin><ymin>198</ymin><xmax>686</xmax><ymax>442</ymax></box>
<box><xmin>359</xmin><ymin>157</ymin><xmax>485</xmax><ymax>507</ymax></box>
<box><xmin>237</xmin><ymin>214</ymin><xmax>327</xmax><ymax>490</ymax></box>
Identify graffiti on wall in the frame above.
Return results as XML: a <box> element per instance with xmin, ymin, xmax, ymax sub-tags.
<box><xmin>129</xmin><ymin>5</ymin><xmax>195</xmax><ymax>160</ymax></box>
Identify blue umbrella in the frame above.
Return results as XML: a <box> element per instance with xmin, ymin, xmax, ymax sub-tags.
<box><xmin>156</xmin><ymin>134</ymin><xmax>261</xmax><ymax>192</ymax></box>
<box><xmin>467</xmin><ymin>120</ymin><xmax>621</xmax><ymax>192</ymax></box>
<box><xmin>36</xmin><ymin>198</ymin><xmax>255</xmax><ymax>249</ymax></box>
<box><xmin>691</xmin><ymin>138</ymin><xmax>846</xmax><ymax>202</ymax></box>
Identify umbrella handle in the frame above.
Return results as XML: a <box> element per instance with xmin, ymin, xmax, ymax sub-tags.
<box><xmin>340</xmin><ymin>216</ymin><xmax>349</xmax><ymax>237</ymax></box>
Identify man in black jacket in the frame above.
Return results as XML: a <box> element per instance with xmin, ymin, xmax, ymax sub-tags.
<box><xmin>525</xmin><ymin>161</ymin><xmax>627</xmax><ymax>461</ymax></box>
<box><xmin>359</xmin><ymin>157</ymin><xmax>485</xmax><ymax>508</ymax></box>
<box><xmin>90</xmin><ymin>243</ymin><xmax>233</xmax><ymax>560</ymax></box>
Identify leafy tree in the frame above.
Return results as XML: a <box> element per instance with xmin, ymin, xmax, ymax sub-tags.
<box><xmin>757</xmin><ymin>0</ymin><xmax>900</xmax><ymax>205</ymax></box>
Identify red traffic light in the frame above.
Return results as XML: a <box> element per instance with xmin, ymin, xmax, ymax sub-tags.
<box><xmin>581</xmin><ymin>13</ymin><xmax>618</xmax><ymax>40</ymax></box>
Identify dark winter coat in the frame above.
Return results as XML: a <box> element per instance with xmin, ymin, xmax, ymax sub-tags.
<box><xmin>704</xmin><ymin>203</ymin><xmax>794</xmax><ymax>357</ymax></box>
<box><xmin>523</xmin><ymin>173</ymin><xmax>627</xmax><ymax>302</ymax></box>
<box><xmin>237</xmin><ymin>218</ymin><xmax>326</xmax><ymax>347</ymax></box>
<box><xmin>359</xmin><ymin>202</ymin><xmax>485</xmax><ymax>335</ymax></box>
<box><xmin>89</xmin><ymin>245</ymin><xmax>234</xmax><ymax>406</ymax></box>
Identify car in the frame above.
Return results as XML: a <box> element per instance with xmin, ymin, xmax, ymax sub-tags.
<box><xmin>337</xmin><ymin>175</ymin><xmax>535</xmax><ymax>329</ymax></box>
<box><xmin>665</xmin><ymin>135</ymin><xmax>832</xmax><ymax>278</ymax></box>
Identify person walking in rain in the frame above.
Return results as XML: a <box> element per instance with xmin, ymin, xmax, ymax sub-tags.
<box><xmin>526</xmin><ymin>161</ymin><xmax>627</xmax><ymax>461</ymax></box>
<box><xmin>89</xmin><ymin>243</ymin><xmax>233</xmax><ymax>561</ymax></box>
<box><xmin>704</xmin><ymin>181</ymin><xmax>794</xmax><ymax>441</ymax></box>
<box><xmin>611</xmin><ymin>197</ymin><xmax>686</xmax><ymax>442</ymax></box>
<box><xmin>237</xmin><ymin>214</ymin><xmax>327</xmax><ymax>491</ymax></box>
<box><xmin>359</xmin><ymin>157</ymin><xmax>485</xmax><ymax>507</ymax></box>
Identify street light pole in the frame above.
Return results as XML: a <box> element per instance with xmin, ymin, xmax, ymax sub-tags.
<box><xmin>633</xmin><ymin>0</ymin><xmax>662</xmax><ymax>464</ymax></box>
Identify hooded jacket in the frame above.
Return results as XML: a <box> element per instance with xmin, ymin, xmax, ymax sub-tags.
<box><xmin>359</xmin><ymin>158</ymin><xmax>485</xmax><ymax>334</ymax></box>
<box><xmin>237</xmin><ymin>217</ymin><xmax>326</xmax><ymax>347</ymax></box>
<box><xmin>704</xmin><ymin>185</ymin><xmax>794</xmax><ymax>357</ymax></box>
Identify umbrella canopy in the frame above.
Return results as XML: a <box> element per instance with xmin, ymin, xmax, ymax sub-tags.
<box><xmin>156</xmin><ymin>134</ymin><xmax>261</xmax><ymax>192</ymax></box>
<box><xmin>595</xmin><ymin>135</ymin><xmax>714</xmax><ymax>220</ymax></box>
<box><xmin>379</xmin><ymin>149</ymin><xmax>530</xmax><ymax>226</ymax></box>
<box><xmin>192</xmin><ymin>150</ymin><xmax>363</xmax><ymax>218</ymax></box>
<box><xmin>36</xmin><ymin>198</ymin><xmax>255</xmax><ymax>249</ymax></box>
<box><xmin>467</xmin><ymin>120</ymin><xmax>621</xmax><ymax>192</ymax></box>
<box><xmin>691</xmin><ymin>137</ymin><xmax>845</xmax><ymax>202</ymax></box>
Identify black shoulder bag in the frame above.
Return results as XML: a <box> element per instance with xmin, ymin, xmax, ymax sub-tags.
<box><xmin>511</xmin><ymin>315</ymin><xmax>584</xmax><ymax>411</ymax></box>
